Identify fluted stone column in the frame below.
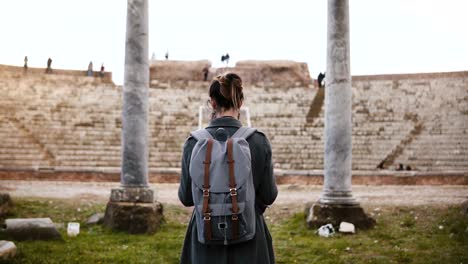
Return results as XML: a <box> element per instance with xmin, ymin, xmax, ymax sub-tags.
<box><xmin>103</xmin><ymin>0</ymin><xmax>163</xmax><ymax>234</ymax></box>
<box><xmin>306</xmin><ymin>0</ymin><xmax>374</xmax><ymax>229</ymax></box>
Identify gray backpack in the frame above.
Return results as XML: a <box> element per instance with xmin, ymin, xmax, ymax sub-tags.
<box><xmin>189</xmin><ymin>127</ymin><xmax>257</xmax><ymax>245</ymax></box>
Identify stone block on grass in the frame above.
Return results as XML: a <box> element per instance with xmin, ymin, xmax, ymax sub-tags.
<box><xmin>86</xmin><ymin>213</ymin><xmax>105</xmax><ymax>225</ymax></box>
<box><xmin>0</xmin><ymin>240</ymin><xmax>16</xmax><ymax>260</ymax></box>
<box><xmin>4</xmin><ymin>218</ymin><xmax>62</xmax><ymax>241</ymax></box>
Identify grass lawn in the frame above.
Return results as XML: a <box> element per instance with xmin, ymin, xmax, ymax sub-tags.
<box><xmin>0</xmin><ymin>198</ymin><xmax>467</xmax><ymax>264</ymax></box>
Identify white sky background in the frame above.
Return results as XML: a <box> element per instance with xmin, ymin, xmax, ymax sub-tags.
<box><xmin>1</xmin><ymin>0</ymin><xmax>467</xmax><ymax>85</ymax></box>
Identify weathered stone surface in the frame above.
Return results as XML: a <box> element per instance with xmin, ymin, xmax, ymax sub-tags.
<box><xmin>110</xmin><ymin>187</ymin><xmax>154</xmax><ymax>203</ymax></box>
<box><xmin>150</xmin><ymin>60</ymin><xmax>310</xmax><ymax>87</ymax></box>
<box><xmin>103</xmin><ymin>201</ymin><xmax>163</xmax><ymax>234</ymax></box>
<box><xmin>0</xmin><ymin>62</ymin><xmax>467</xmax><ymax>173</ymax></box>
<box><xmin>321</xmin><ymin>0</ymin><xmax>355</xmax><ymax>206</ymax></box>
<box><xmin>86</xmin><ymin>213</ymin><xmax>105</xmax><ymax>225</ymax></box>
<box><xmin>0</xmin><ymin>170</ymin><xmax>466</xmax><ymax>185</ymax></box>
<box><xmin>121</xmin><ymin>0</ymin><xmax>150</xmax><ymax>187</ymax></box>
<box><xmin>0</xmin><ymin>193</ymin><xmax>12</xmax><ymax>217</ymax></box>
<box><xmin>306</xmin><ymin>203</ymin><xmax>376</xmax><ymax>230</ymax></box>
<box><xmin>339</xmin><ymin>221</ymin><xmax>355</xmax><ymax>233</ymax></box>
<box><xmin>150</xmin><ymin>60</ymin><xmax>212</xmax><ymax>83</ymax></box>
<box><xmin>0</xmin><ymin>240</ymin><xmax>16</xmax><ymax>260</ymax></box>
<box><xmin>4</xmin><ymin>218</ymin><xmax>62</xmax><ymax>241</ymax></box>
<box><xmin>0</xmin><ymin>64</ymin><xmax>113</xmax><ymax>82</ymax></box>
<box><xmin>224</xmin><ymin>60</ymin><xmax>311</xmax><ymax>87</ymax></box>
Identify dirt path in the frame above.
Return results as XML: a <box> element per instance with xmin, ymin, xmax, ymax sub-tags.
<box><xmin>1</xmin><ymin>180</ymin><xmax>466</xmax><ymax>206</ymax></box>
<box><xmin>1</xmin><ymin>180</ymin><xmax>466</xmax><ymax>225</ymax></box>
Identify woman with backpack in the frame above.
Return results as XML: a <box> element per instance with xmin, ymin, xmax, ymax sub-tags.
<box><xmin>178</xmin><ymin>72</ymin><xmax>278</xmax><ymax>264</ymax></box>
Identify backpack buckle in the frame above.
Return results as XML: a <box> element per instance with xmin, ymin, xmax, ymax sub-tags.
<box><xmin>231</xmin><ymin>213</ymin><xmax>238</xmax><ymax>220</ymax></box>
<box><xmin>203</xmin><ymin>189</ymin><xmax>210</xmax><ymax>197</ymax></box>
<box><xmin>229</xmin><ymin>188</ymin><xmax>237</xmax><ymax>196</ymax></box>
<box><xmin>203</xmin><ymin>212</ymin><xmax>211</xmax><ymax>221</ymax></box>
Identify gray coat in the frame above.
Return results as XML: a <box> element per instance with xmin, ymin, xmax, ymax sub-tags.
<box><xmin>178</xmin><ymin>116</ymin><xmax>278</xmax><ymax>264</ymax></box>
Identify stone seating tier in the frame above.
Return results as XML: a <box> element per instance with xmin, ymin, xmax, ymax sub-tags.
<box><xmin>0</xmin><ymin>64</ymin><xmax>466</xmax><ymax>172</ymax></box>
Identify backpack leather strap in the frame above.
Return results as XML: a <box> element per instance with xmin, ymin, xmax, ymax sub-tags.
<box><xmin>202</xmin><ymin>139</ymin><xmax>213</xmax><ymax>241</ymax></box>
<box><xmin>227</xmin><ymin>138</ymin><xmax>239</xmax><ymax>240</ymax></box>
<box><xmin>231</xmin><ymin>127</ymin><xmax>257</xmax><ymax>139</ymax></box>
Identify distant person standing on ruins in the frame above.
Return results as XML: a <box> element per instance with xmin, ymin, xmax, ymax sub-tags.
<box><xmin>202</xmin><ymin>67</ymin><xmax>209</xmax><ymax>81</ymax></box>
<box><xmin>100</xmin><ymin>63</ymin><xmax>105</xmax><ymax>77</ymax></box>
<box><xmin>317</xmin><ymin>72</ymin><xmax>325</xmax><ymax>88</ymax></box>
<box><xmin>23</xmin><ymin>56</ymin><xmax>28</xmax><ymax>70</ymax></box>
<box><xmin>220</xmin><ymin>53</ymin><xmax>230</xmax><ymax>66</ymax></box>
<box><xmin>87</xmin><ymin>61</ymin><xmax>93</xmax><ymax>77</ymax></box>
<box><xmin>178</xmin><ymin>72</ymin><xmax>278</xmax><ymax>264</ymax></box>
<box><xmin>46</xmin><ymin>57</ymin><xmax>52</xmax><ymax>73</ymax></box>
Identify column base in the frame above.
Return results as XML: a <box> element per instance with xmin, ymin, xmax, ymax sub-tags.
<box><xmin>319</xmin><ymin>189</ymin><xmax>359</xmax><ymax>205</ymax></box>
<box><xmin>305</xmin><ymin>202</ymin><xmax>375</xmax><ymax>230</ymax></box>
<box><xmin>110</xmin><ymin>187</ymin><xmax>154</xmax><ymax>203</ymax></box>
<box><xmin>103</xmin><ymin>201</ymin><xmax>164</xmax><ymax>234</ymax></box>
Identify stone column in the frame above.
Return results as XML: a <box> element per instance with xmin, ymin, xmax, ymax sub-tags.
<box><xmin>322</xmin><ymin>0</ymin><xmax>354</xmax><ymax>206</ymax></box>
<box><xmin>306</xmin><ymin>0</ymin><xmax>374</xmax><ymax>229</ymax></box>
<box><xmin>103</xmin><ymin>0</ymin><xmax>163</xmax><ymax>234</ymax></box>
<box><xmin>121</xmin><ymin>0</ymin><xmax>149</xmax><ymax>189</ymax></box>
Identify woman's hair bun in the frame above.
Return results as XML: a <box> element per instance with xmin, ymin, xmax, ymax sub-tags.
<box><xmin>210</xmin><ymin>72</ymin><xmax>244</xmax><ymax>111</ymax></box>
<box><xmin>218</xmin><ymin>75</ymin><xmax>232</xmax><ymax>100</ymax></box>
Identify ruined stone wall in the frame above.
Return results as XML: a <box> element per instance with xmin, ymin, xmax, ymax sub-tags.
<box><xmin>150</xmin><ymin>60</ymin><xmax>311</xmax><ymax>87</ymax></box>
<box><xmin>0</xmin><ymin>65</ymin><xmax>466</xmax><ymax>173</ymax></box>
<box><xmin>352</xmin><ymin>72</ymin><xmax>468</xmax><ymax>171</ymax></box>
<box><xmin>0</xmin><ymin>64</ymin><xmax>113</xmax><ymax>82</ymax></box>
<box><xmin>149</xmin><ymin>60</ymin><xmax>211</xmax><ymax>83</ymax></box>
<box><xmin>0</xmin><ymin>68</ymin><xmax>120</xmax><ymax>170</ymax></box>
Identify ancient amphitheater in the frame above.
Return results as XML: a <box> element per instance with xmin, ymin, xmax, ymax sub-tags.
<box><xmin>0</xmin><ymin>61</ymin><xmax>466</xmax><ymax>184</ymax></box>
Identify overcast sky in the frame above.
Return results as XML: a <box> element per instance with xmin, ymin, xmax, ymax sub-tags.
<box><xmin>1</xmin><ymin>0</ymin><xmax>467</xmax><ymax>85</ymax></box>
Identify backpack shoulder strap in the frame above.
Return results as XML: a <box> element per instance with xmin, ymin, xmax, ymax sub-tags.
<box><xmin>231</xmin><ymin>127</ymin><xmax>257</xmax><ymax>139</ymax></box>
<box><xmin>190</xmin><ymin>129</ymin><xmax>213</xmax><ymax>141</ymax></box>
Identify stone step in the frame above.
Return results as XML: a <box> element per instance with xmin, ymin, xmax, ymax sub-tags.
<box><xmin>49</xmin><ymin>145</ymin><xmax>120</xmax><ymax>151</ymax></box>
<box><xmin>57</xmin><ymin>160</ymin><xmax>121</xmax><ymax>167</ymax></box>
<box><xmin>55</xmin><ymin>155</ymin><xmax>120</xmax><ymax>161</ymax></box>
<box><xmin>0</xmin><ymin>160</ymin><xmax>49</xmax><ymax>167</ymax></box>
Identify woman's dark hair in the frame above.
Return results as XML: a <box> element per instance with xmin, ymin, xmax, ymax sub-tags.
<box><xmin>209</xmin><ymin>72</ymin><xmax>244</xmax><ymax>112</ymax></box>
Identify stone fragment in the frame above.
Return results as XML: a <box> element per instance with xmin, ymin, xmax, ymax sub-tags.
<box><xmin>4</xmin><ymin>218</ymin><xmax>62</xmax><ymax>241</ymax></box>
<box><xmin>339</xmin><ymin>221</ymin><xmax>356</xmax><ymax>233</ymax></box>
<box><xmin>86</xmin><ymin>213</ymin><xmax>105</xmax><ymax>225</ymax></box>
<box><xmin>317</xmin><ymin>224</ymin><xmax>335</xmax><ymax>238</ymax></box>
<box><xmin>0</xmin><ymin>241</ymin><xmax>16</xmax><ymax>260</ymax></box>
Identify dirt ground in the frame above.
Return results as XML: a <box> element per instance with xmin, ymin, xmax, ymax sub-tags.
<box><xmin>1</xmin><ymin>180</ymin><xmax>466</xmax><ymax>224</ymax></box>
<box><xmin>1</xmin><ymin>180</ymin><xmax>466</xmax><ymax>206</ymax></box>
